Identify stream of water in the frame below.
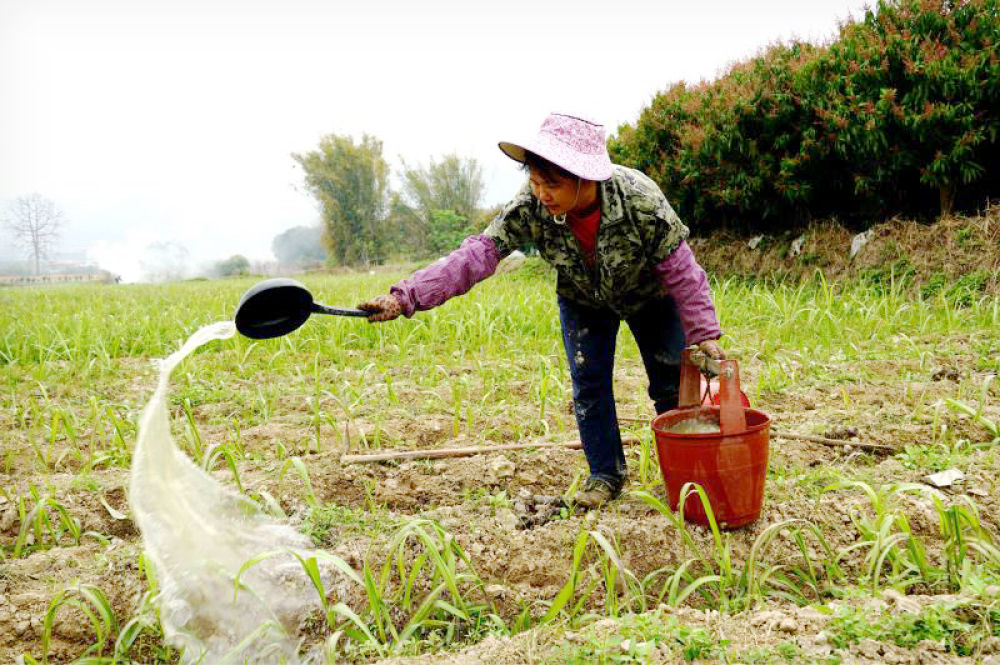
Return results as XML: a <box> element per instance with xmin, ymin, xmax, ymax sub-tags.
<box><xmin>129</xmin><ymin>322</ymin><xmax>323</xmax><ymax>664</ymax></box>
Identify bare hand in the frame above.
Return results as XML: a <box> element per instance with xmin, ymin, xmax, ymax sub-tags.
<box><xmin>698</xmin><ymin>339</ymin><xmax>725</xmax><ymax>360</ymax></box>
<box><xmin>357</xmin><ymin>294</ymin><xmax>403</xmax><ymax>322</ymax></box>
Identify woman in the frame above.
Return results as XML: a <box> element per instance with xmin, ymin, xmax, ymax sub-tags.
<box><xmin>358</xmin><ymin>112</ymin><xmax>724</xmax><ymax>508</ymax></box>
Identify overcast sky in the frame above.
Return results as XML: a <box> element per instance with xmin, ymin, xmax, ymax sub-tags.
<box><xmin>0</xmin><ymin>0</ymin><xmax>871</xmax><ymax>280</ymax></box>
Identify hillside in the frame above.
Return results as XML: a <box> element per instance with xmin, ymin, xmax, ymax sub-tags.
<box><xmin>692</xmin><ymin>206</ymin><xmax>1000</xmax><ymax>297</ymax></box>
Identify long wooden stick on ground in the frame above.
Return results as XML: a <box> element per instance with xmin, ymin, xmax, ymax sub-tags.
<box><xmin>771</xmin><ymin>431</ymin><xmax>894</xmax><ymax>452</ymax></box>
<box><xmin>341</xmin><ymin>427</ymin><xmax>892</xmax><ymax>464</ymax></box>
<box><xmin>341</xmin><ymin>436</ymin><xmax>641</xmax><ymax>464</ymax></box>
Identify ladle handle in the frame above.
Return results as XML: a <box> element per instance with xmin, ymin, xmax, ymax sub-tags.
<box><xmin>311</xmin><ymin>303</ymin><xmax>369</xmax><ymax>317</ymax></box>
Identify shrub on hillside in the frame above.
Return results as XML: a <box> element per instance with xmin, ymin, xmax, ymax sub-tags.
<box><xmin>613</xmin><ymin>43</ymin><xmax>828</xmax><ymax>233</ymax></box>
<box><xmin>610</xmin><ymin>0</ymin><xmax>1000</xmax><ymax>233</ymax></box>
<box><xmin>811</xmin><ymin>0</ymin><xmax>1000</xmax><ymax>218</ymax></box>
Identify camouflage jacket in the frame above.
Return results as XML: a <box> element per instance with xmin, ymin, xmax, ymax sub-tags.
<box><xmin>483</xmin><ymin>165</ymin><xmax>689</xmax><ymax>317</ymax></box>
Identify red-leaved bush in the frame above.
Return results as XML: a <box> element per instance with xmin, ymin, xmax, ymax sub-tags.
<box><xmin>609</xmin><ymin>0</ymin><xmax>1000</xmax><ymax>233</ymax></box>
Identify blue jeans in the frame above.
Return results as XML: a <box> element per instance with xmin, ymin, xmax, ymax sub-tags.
<box><xmin>558</xmin><ymin>294</ymin><xmax>686</xmax><ymax>488</ymax></box>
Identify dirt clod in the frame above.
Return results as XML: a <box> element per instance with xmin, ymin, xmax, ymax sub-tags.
<box><xmin>822</xmin><ymin>425</ymin><xmax>859</xmax><ymax>440</ymax></box>
<box><xmin>932</xmin><ymin>367</ymin><xmax>961</xmax><ymax>382</ymax></box>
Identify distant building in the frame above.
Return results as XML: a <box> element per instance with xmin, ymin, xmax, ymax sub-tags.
<box><xmin>0</xmin><ymin>270</ymin><xmax>117</xmax><ymax>286</ymax></box>
<box><xmin>0</xmin><ymin>258</ymin><xmax>117</xmax><ymax>286</ymax></box>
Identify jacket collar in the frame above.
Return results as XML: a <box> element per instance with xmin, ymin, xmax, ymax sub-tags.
<box><xmin>600</xmin><ymin>168</ymin><xmax>626</xmax><ymax>225</ymax></box>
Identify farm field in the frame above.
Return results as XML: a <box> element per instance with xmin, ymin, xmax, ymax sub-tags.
<box><xmin>2</xmin><ymin>260</ymin><xmax>999</xmax><ymax>664</ymax></box>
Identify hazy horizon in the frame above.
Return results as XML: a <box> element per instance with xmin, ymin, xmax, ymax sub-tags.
<box><xmin>1</xmin><ymin>0</ymin><xmax>871</xmax><ymax>282</ymax></box>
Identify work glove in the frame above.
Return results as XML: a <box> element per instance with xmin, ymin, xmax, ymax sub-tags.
<box><xmin>357</xmin><ymin>294</ymin><xmax>403</xmax><ymax>322</ymax></box>
<box><xmin>697</xmin><ymin>339</ymin><xmax>725</xmax><ymax>360</ymax></box>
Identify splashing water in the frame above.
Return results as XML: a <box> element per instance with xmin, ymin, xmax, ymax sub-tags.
<box><xmin>130</xmin><ymin>322</ymin><xmax>323</xmax><ymax>664</ymax></box>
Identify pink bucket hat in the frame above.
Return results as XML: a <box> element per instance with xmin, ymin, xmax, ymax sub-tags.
<box><xmin>499</xmin><ymin>112</ymin><xmax>613</xmax><ymax>181</ymax></box>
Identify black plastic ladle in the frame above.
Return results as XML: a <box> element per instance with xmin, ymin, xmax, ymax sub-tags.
<box><xmin>234</xmin><ymin>278</ymin><xmax>368</xmax><ymax>339</ymax></box>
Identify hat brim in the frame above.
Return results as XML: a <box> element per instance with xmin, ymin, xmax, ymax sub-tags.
<box><xmin>498</xmin><ymin>135</ymin><xmax>613</xmax><ymax>181</ymax></box>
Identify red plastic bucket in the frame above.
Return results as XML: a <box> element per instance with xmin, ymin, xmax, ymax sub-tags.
<box><xmin>652</xmin><ymin>352</ymin><xmax>770</xmax><ymax>529</ymax></box>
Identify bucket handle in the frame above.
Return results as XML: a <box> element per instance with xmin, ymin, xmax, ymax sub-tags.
<box><xmin>717</xmin><ymin>359</ymin><xmax>747</xmax><ymax>435</ymax></box>
<box><xmin>679</xmin><ymin>349</ymin><xmax>747</xmax><ymax>435</ymax></box>
<box><xmin>678</xmin><ymin>348</ymin><xmax>703</xmax><ymax>408</ymax></box>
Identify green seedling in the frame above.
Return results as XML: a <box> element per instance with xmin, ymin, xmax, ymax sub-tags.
<box><xmin>280</xmin><ymin>456</ymin><xmax>320</xmax><ymax>508</ymax></box>
<box><xmin>39</xmin><ymin>583</ymin><xmax>118</xmax><ymax>663</ymax></box>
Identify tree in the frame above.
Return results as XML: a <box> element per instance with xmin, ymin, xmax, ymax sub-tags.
<box><xmin>400</xmin><ymin>154</ymin><xmax>485</xmax><ymax>223</ymax></box>
<box><xmin>293</xmin><ymin>134</ymin><xmax>390</xmax><ymax>266</ymax></box>
<box><xmin>3</xmin><ymin>194</ymin><xmax>65</xmax><ymax>275</ymax></box>
<box><xmin>383</xmin><ymin>191</ymin><xmax>425</xmax><ymax>256</ymax></box>
<box><xmin>811</xmin><ymin>0</ymin><xmax>1000</xmax><ymax>217</ymax></box>
<box><xmin>214</xmin><ymin>254</ymin><xmax>250</xmax><ymax>277</ymax></box>
<box><xmin>427</xmin><ymin>209</ymin><xmax>475</xmax><ymax>257</ymax></box>
<box><xmin>398</xmin><ymin>154</ymin><xmax>485</xmax><ymax>255</ymax></box>
<box><xmin>271</xmin><ymin>225</ymin><xmax>327</xmax><ymax>266</ymax></box>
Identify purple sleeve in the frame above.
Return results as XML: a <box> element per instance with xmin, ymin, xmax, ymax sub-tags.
<box><xmin>653</xmin><ymin>240</ymin><xmax>723</xmax><ymax>345</ymax></box>
<box><xmin>389</xmin><ymin>235</ymin><xmax>500</xmax><ymax>317</ymax></box>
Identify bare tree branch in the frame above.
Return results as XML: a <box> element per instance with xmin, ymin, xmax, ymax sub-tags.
<box><xmin>3</xmin><ymin>194</ymin><xmax>66</xmax><ymax>275</ymax></box>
